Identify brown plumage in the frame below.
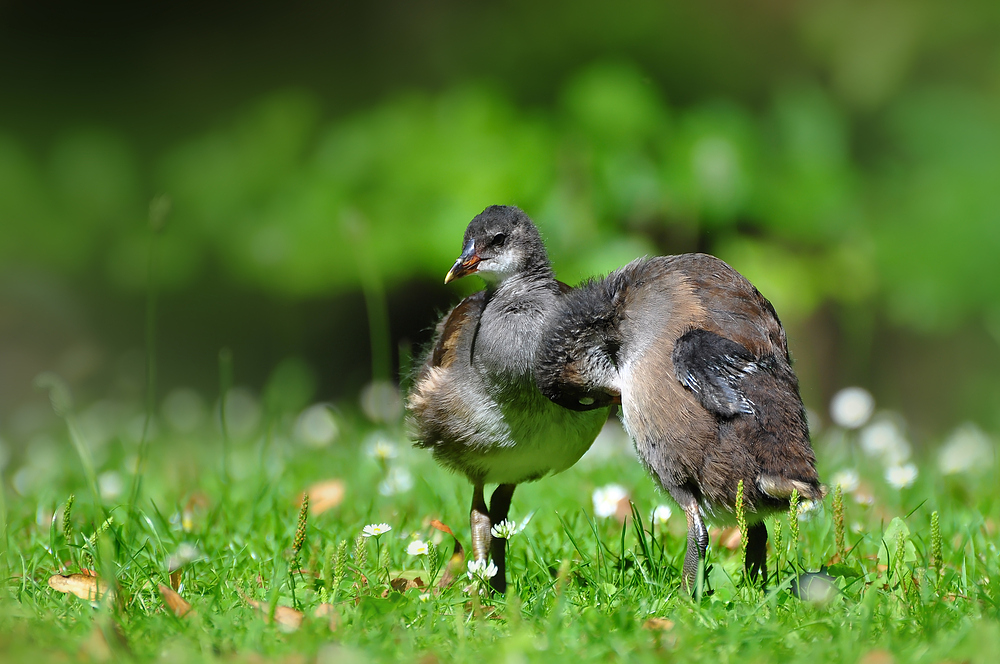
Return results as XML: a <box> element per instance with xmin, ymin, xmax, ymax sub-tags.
<box><xmin>536</xmin><ymin>253</ymin><xmax>824</xmax><ymax>591</ymax></box>
<box><xmin>407</xmin><ymin>206</ymin><xmax>610</xmax><ymax>593</ymax></box>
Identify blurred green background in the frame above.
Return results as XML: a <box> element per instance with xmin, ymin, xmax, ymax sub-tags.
<box><xmin>1</xmin><ymin>0</ymin><xmax>999</xmax><ymax>457</ymax></box>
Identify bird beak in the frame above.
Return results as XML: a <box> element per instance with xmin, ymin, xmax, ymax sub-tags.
<box><xmin>444</xmin><ymin>238</ymin><xmax>480</xmax><ymax>284</ymax></box>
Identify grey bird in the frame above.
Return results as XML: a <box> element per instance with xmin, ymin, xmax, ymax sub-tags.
<box><xmin>535</xmin><ymin>254</ymin><xmax>825</xmax><ymax>592</ymax></box>
<box><xmin>407</xmin><ymin>205</ymin><xmax>611</xmax><ymax>593</ymax></box>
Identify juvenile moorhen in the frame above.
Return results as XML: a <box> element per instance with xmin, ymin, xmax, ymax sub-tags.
<box><xmin>535</xmin><ymin>254</ymin><xmax>824</xmax><ymax>592</ymax></box>
<box><xmin>407</xmin><ymin>205</ymin><xmax>611</xmax><ymax>593</ymax></box>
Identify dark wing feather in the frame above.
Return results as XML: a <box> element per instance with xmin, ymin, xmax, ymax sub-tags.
<box><xmin>429</xmin><ymin>290</ymin><xmax>486</xmax><ymax>369</ymax></box>
<box><xmin>672</xmin><ymin>328</ymin><xmax>758</xmax><ymax>418</ymax></box>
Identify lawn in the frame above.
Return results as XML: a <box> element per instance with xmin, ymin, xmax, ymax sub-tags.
<box><xmin>1</xmin><ymin>377</ymin><xmax>998</xmax><ymax>663</ymax></box>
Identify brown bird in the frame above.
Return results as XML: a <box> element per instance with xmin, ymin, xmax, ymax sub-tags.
<box><xmin>407</xmin><ymin>205</ymin><xmax>611</xmax><ymax>593</ymax></box>
<box><xmin>535</xmin><ymin>253</ymin><xmax>824</xmax><ymax>592</ymax></box>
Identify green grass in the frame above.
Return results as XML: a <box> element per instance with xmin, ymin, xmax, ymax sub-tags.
<box><xmin>2</xmin><ymin>392</ymin><xmax>999</xmax><ymax>663</ymax></box>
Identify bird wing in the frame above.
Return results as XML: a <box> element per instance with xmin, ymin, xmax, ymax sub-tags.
<box><xmin>671</xmin><ymin>328</ymin><xmax>758</xmax><ymax>418</ymax></box>
<box><xmin>668</xmin><ymin>253</ymin><xmax>788</xmax><ymax>360</ymax></box>
<box><xmin>429</xmin><ymin>290</ymin><xmax>487</xmax><ymax>369</ymax></box>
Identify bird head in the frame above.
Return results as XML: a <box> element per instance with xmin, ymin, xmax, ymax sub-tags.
<box><xmin>445</xmin><ymin>205</ymin><xmax>549</xmax><ymax>285</ymax></box>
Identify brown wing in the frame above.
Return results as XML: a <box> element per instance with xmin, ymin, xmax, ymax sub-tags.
<box><xmin>671</xmin><ymin>253</ymin><xmax>788</xmax><ymax>359</ymax></box>
<box><xmin>429</xmin><ymin>290</ymin><xmax>486</xmax><ymax>369</ymax></box>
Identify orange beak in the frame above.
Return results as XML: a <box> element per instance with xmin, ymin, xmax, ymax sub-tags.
<box><xmin>444</xmin><ymin>238</ymin><xmax>479</xmax><ymax>284</ymax></box>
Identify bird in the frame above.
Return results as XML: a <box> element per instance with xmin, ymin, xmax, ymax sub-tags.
<box><xmin>407</xmin><ymin>205</ymin><xmax>612</xmax><ymax>593</ymax></box>
<box><xmin>535</xmin><ymin>253</ymin><xmax>824</xmax><ymax>592</ymax></box>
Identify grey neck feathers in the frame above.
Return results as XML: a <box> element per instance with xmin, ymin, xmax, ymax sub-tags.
<box><xmin>476</xmin><ymin>259</ymin><xmax>559</xmax><ymax>388</ymax></box>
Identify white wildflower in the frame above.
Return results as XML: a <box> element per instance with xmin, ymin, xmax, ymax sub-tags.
<box><xmin>98</xmin><ymin>470</ymin><xmax>124</xmax><ymax>500</ymax></box>
<box><xmin>406</xmin><ymin>540</ymin><xmax>429</xmax><ymax>556</ymax></box>
<box><xmin>829</xmin><ymin>468</ymin><xmax>860</xmax><ymax>494</ymax></box>
<box><xmin>466</xmin><ymin>559</ymin><xmax>498</xmax><ymax>583</ymax></box>
<box><xmin>295</xmin><ymin>404</ymin><xmax>339</xmax><ymax>448</ymax></box>
<box><xmin>830</xmin><ymin>387</ymin><xmax>874</xmax><ymax>429</ymax></box>
<box><xmin>362</xmin><ymin>523</ymin><xmax>392</xmax><ymax>538</ymax></box>
<box><xmin>167</xmin><ymin>543</ymin><xmax>202</xmax><ymax>571</ymax></box>
<box><xmin>592</xmin><ymin>484</ymin><xmax>628</xmax><ymax>518</ymax></box>
<box><xmin>365</xmin><ymin>435</ymin><xmax>398</xmax><ymax>462</ymax></box>
<box><xmin>491</xmin><ymin>519</ymin><xmax>516</xmax><ymax>539</ymax></box>
<box><xmin>884</xmin><ymin>463</ymin><xmax>918</xmax><ymax>489</ymax></box>
<box><xmin>378</xmin><ymin>466</ymin><xmax>414</xmax><ymax>496</ymax></box>
<box><xmin>860</xmin><ymin>417</ymin><xmax>911</xmax><ymax>466</ymax></box>
<box><xmin>938</xmin><ymin>423</ymin><xmax>995</xmax><ymax>475</ymax></box>
<box><xmin>653</xmin><ymin>505</ymin><xmax>673</xmax><ymax>524</ymax></box>
<box><xmin>797</xmin><ymin>499</ymin><xmax>822</xmax><ymax>521</ymax></box>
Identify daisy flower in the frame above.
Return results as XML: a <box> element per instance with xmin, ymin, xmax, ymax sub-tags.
<box><xmin>362</xmin><ymin>523</ymin><xmax>392</xmax><ymax>538</ymax></box>
<box><xmin>653</xmin><ymin>504</ymin><xmax>673</xmax><ymax>524</ymax></box>
<box><xmin>592</xmin><ymin>483</ymin><xmax>628</xmax><ymax>518</ymax></box>
<box><xmin>829</xmin><ymin>468</ymin><xmax>860</xmax><ymax>494</ymax></box>
<box><xmin>406</xmin><ymin>540</ymin><xmax>429</xmax><ymax>556</ymax></box>
<box><xmin>829</xmin><ymin>387</ymin><xmax>874</xmax><ymax>429</ymax></box>
<box><xmin>885</xmin><ymin>463</ymin><xmax>918</xmax><ymax>489</ymax></box>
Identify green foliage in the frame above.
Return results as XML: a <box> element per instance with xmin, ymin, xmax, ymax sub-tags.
<box><xmin>2</xmin><ymin>59</ymin><xmax>999</xmax><ymax>334</ymax></box>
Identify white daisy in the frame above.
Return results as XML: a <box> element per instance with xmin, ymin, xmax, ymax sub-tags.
<box><xmin>938</xmin><ymin>423</ymin><xmax>994</xmax><ymax>475</ymax></box>
<box><xmin>592</xmin><ymin>484</ymin><xmax>628</xmax><ymax>518</ymax></box>
<box><xmin>362</xmin><ymin>523</ymin><xmax>392</xmax><ymax>538</ymax></box>
<box><xmin>829</xmin><ymin>387</ymin><xmax>874</xmax><ymax>429</ymax></box>
<box><xmin>652</xmin><ymin>505</ymin><xmax>673</xmax><ymax>524</ymax></box>
<box><xmin>884</xmin><ymin>463</ymin><xmax>918</xmax><ymax>489</ymax></box>
<box><xmin>829</xmin><ymin>468</ymin><xmax>860</xmax><ymax>494</ymax></box>
<box><xmin>860</xmin><ymin>418</ymin><xmax>911</xmax><ymax>466</ymax></box>
<box><xmin>406</xmin><ymin>540</ymin><xmax>429</xmax><ymax>556</ymax></box>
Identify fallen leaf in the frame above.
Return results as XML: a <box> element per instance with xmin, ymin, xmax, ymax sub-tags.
<box><xmin>643</xmin><ymin>617</ymin><xmax>675</xmax><ymax>631</ymax></box>
<box><xmin>169</xmin><ymin>568</ymin><xmax>182</xmax><ymax>591</ymax></box>
<box><xmin>389</xmin><ymin>576</ymin><xmax>425</xmax><ymax>593</ymax></box>
<box><xmin>713</xmin><ymin>527</ymin><xmax>741</xmax><ymax>550</ymax></box>
<box><xmin>243</xmin><ymin>594</ymin><xmax>304</xmax><ymax>632</ymax></box>
<box><xmin>858</xmin><ymin>650</ymin><xmax>894</xmax><ymax>664</ymax></box>
<box><xmin>314</xmin><ymin>603</ymin><xmax>340</xmax><ymax>631</ymax></box>
<box><xmin>430</xmin><ymin>520</ymin><xmax>465</xmax><ymax>588</ymax></box>
<box><xmin>158</xmin><ymin>584</ymin><xmax>195</xmax><ymax>618</ymax></box>
<box><xmin>49</xmin><ymin>573</ymin><xmax>110</xmax><ymax>602</ymax></box>
<box><xmin>305</xmin><ymin>479</ymin><xmax>346</xmax><ymax>515</ymax></box>
<box><xmin>614</xmin><ymin>496</ymin><xmax>632</xmax><ymax>524</ymax></box>
<box><xmin>429</xmin><ymin>519</ymin><xmax>456</xmax><ymax>538</ymax></box>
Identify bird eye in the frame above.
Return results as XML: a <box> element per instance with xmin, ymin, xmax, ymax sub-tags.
<box><xmin>491</xmin><ymin>233</ymin><xmax>507</xmax><ymax>247</ymax></box>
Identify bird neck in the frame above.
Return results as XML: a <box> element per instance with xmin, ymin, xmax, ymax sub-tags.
<box><xmin>486</xmin><ymin>260</ymin><xmax>558</xmax><ymax>300</ymax></box>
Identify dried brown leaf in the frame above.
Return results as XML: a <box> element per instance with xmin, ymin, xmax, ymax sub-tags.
<box><xmin>243</xmin><ymin>595</ymin><xmax>304</xmax><ymax>632</ymax></box>
<box><xmin>643</xmin><ymin>617</ymin><xmax>676</xmax><ymax>631</ymax></box>
<box><xmin>858</xmin><ymin>650</ymin><xmax>895</xmax><ymax>664</ymax></box>
<box><xmin>169</xmin><ymin>568</ymin><xmax>182</xmax><ymax>591</ymax></box>
<box><xmin>430</xmin><ymin>519</ymin><xmax>465</xmax><ymax>588</ymax></box>
<box><xmin>313</xmin><ymin>603</ymin><xmax>340</xmax><ymax>631</ymax></box>
<box><xmin>713</xmin><ymin>527</ymin><xmax>742</xmax><ymax>551</ymax></box>
<box><xmin>429</xmin><ymin>519</ymin><xmax>456</xmax><ymax>538</ymax></box>
<box><xmin>305</xmin><ymin>479</ymin><xmax>346</xmax><ymax>515</ymax></box>
<box><xmin>48</xmin><ymin>573</ymin><xmax>110</xmax><ymax>602</ymax></box>
<box><xmin>158</xmin><ymin>584</ymin><xmax>195</xmax><ymax>618</ymax></box>
<box><xmin>614</xmin><ymin>496</ymin><xmax>632</xmax><ymax>524</ymax></box>
<box><xmin>389</xmin><ymin>576</ymin><xmax>425</xmax><ymax>593</ymax></box>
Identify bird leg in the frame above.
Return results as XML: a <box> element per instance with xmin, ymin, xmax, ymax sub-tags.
<box><xmin>681</xmin><ymin>500</ymin><xmax>710</xmax><ymax>596</ymax></box>
<box><xmin>470</xmin><ymin>484</ymin><xmax>492</xmax><ymax>564</ymax></box>
<box><xmin>745</xmin><ymin>521</ymin><xmax>768</xmax><ymax>589</ymax></box>
<box><xmin>488</xmin><ymin>483</ymin><xmax>516</xmax><ymax>594</ymax></box>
